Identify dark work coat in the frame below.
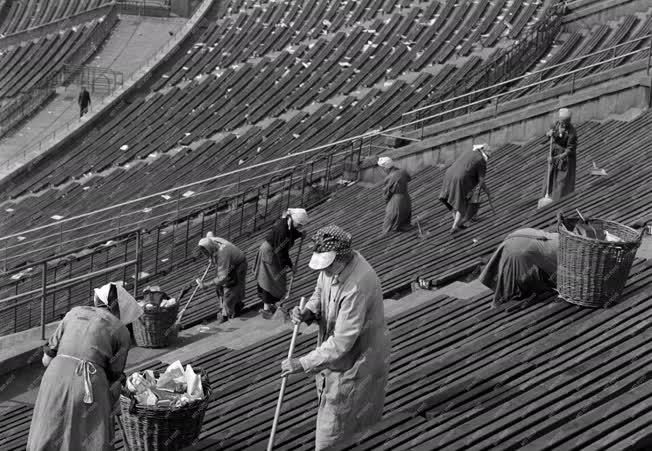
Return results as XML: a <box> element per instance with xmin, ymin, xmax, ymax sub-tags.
<box><xmin>439</xmin><ymin>149</ymin><xmax>487</xmax><ymax>214</ymax></box>
<box><xmin>543</xmin><ymin>120</ymin><xmax>577</xmax><ymax>201</ymax></box>
<box><xmin>382</xmin><ymin>168</ymin><xmax>412</xmax><ymax>234</ymax></box>
<box><xmin>479</xmin><ymin>228</ymin><xmax>559</xmax><ymax>306</ymax></box>
<box><xmin>253</xmin><ymin>218</ymin><xmax>302</xmax><ymax>300</ymax></box>
<box><xmin>78</xmin><ymin>90</ymin><xmax>91</xmax><ymax>108</ymax></box>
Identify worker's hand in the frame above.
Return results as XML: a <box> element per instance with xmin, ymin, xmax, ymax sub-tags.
<box><xmin>281</xmin><ymin>358</ymin><xmax>304</xmax><ymax>377</ymax></box>
<box><xmin>195</xmin><ymin>278</ymin><xmax>205</xmax><ymax>289</ymax></box>
<box><xmin>547</xmin><ymin>156</ymin><xmax>554</xmax><ymax>164</ymax></box>
<box><xmin>290</xmin><ymin>307</ymin><xmax>314</xmax><ymax>325</ymax></box>
<box><xmin>546</xmin><ymin>129</ymin><xmax>554</xmax><ymax>137</ymax></box>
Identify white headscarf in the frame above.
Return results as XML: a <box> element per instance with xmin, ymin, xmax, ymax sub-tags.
<box><xmin>473</xmin><ymin>143</ymin><xmax>490</xmax><ymax>161</ymax></box>
<box><xmin>94</xmin><ymin>282</ymin><xmax>143</xmax><ymax>325</ymax></box>
<box><xmin>377</xmin><ymin>156</ymin><xmax>393</xmax><ymax>169</ymax></box>
<box><xmin>559</xmin><ymin>108</ymin><xmax>571</xmax><ymax>119</ymax></box>
<box><xmin>287</xmin><ymin>208</ymin><xmax>309</xmax><ymax>226</ymax></box>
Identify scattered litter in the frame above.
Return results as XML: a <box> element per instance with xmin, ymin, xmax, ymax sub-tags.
<box><xmin>51</xmin><ymin>215</ymin><xmax>64</xmax><ymax>220</ymax></box>
<box><xmin>182</xmin><ymin>190</ymin><xmax>195</xmax><ymax>197</ymax></box>
<box><xmin>161</xmin><ymin>194</ymin><xmax>173</xmax><ymax>200</ymax></box>
<box><xmin>120</xmin><ymin>144</ymin><xmax>129</xmax><ymax>151</ymax></box>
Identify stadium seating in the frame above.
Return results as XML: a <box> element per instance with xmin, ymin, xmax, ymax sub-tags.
<box><xmin>0</xmin><ymin>0</ymin><xmax>112</xmax><ymax>35</ymax></box>
<box><xmin>2</xmin><ymin>109</ymin><xmax>651</xmax><ymax>336</ymax></box>
<box><xmin>2</xmin><ymin>259</ymin><xmax>652</xmax><ymax>450</ymax></box>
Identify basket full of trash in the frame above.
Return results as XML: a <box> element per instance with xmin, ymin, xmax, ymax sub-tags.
<box><xmin>118</xmin><ymin>361</ymin><xmax>212</xmax><ymax>451</ymax></box>
<box><xmin>132</xmin><ymin>286</ymin><xmax>179</xmax><ymax>348</ymax></box>
<box><xmin>557</xmin><ymin>213</ymin><xmax>646</xmax><ymax>308</ymax></box>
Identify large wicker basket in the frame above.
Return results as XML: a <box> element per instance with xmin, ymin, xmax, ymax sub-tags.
<box><xmin>132</xmin><ymin>303</ymin><xmax>179</xmax><ymax>348</ymax></box>
<box><xmin>118</xmin><ymin>369</ymin><xmax>212</xmax><ymax>451</ymax></box>
<box><xmin>557</xmin><ymin>215</ymin><xmax>645</xmax><ymax>308</ymax></box>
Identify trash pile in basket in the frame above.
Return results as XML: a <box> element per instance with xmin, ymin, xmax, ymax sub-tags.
<box><xmin>126</xmin><ymin>360</ymin><xmax>204</xmax><ymax>408</ymax></box>
<box><xmin>138</xmin><ymin>285</ymin><xmax>178</xmax><ymax>309</ymax></box>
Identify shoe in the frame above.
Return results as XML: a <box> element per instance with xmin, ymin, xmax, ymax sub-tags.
<box><xmin>218</xmin><ymin>315</ymin><xmax>228</xmax><ymax>324</ymax></box>
<box><xmin>260</xmin><ymin>309</ymin><xmax>273</xmax><ymax>319</ymax></box>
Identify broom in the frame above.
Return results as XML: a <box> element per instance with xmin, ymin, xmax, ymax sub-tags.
<box><xmin>267</xmin><ymin>296</ymin><xmax>307</xmax><ymax>451</ymax></box>
<box><xmin>168</xmin><ymin>262</ymin><xmax>212</xmax><ymax>336</ymax></box>
<box><xmin>537</xmin><ymin>136</ymin><xmax>555</xmax><ymax>209</ymax></box>
<box><xmin>272</xmin><ymin>235</ymin><xmax>305</xmax><ymax>323</ymax></box>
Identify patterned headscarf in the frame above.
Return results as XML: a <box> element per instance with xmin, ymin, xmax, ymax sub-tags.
<box><xmin>378</xmin><ymin>156</ymin><xmax>394</xmax><ymax>169</ymax></box>
<box><xmin>312</xmin><ymin>225</ymin><xmax>353</xmax><ymax>262</ymax></box>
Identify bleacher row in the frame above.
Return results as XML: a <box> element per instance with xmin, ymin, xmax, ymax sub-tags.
<box><xmin>1</xmin><ymin>5</ymin><xmax>647</xmax><ymax>252</ymax></box>
<box><xmin>0</xmin><ymin>62</ymin><xmax>481</xmax><ymax>254</ymax></box>
<box><xmin>2</xmin><ymin>108</ymin><xmax>651</xmax><ymax>337</ymax></box>
<box><xmin>2</xmin><ymin>260</ymin><xmax>652</xmax><ymax>450</ymax></box>
<box><xmin>158</xmin><ymin>0</ymin><xmax>549</xmax><ymax>90</ymax></box>
<box><xmin>0</xmin><ymin>19</ymin><xmax>107</xmax><ymax>99</ymax></box>
<box><xmin>0</xmin><ymin>0</ymin><xmax>111</xmax><ymax>36</ymax></box>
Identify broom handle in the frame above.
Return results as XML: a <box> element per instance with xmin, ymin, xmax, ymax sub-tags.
<box><xmin>545</xmin><ymin>136</ymin><xmax>554</xmax><ymax>197</ymax></box>
<box><xmin>280</xmin><ymin>236</ymin><xmax>305</xmax><ymax>309</ymax></box>
<box><xmin>268</xmin><ymin>296</ymin><xmax>306</xmax><ymax>451</ymax></box>
<box><xmin>176</xmin><ymin>262</ymin><xmax>212</xmax><ymax>324</ymax></box>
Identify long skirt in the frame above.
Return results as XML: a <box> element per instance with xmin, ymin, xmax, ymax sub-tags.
<box><xmin>253</xmin><ymin>241</ymin><xmax>287</xmax><ymax>300</ymax></box>
<box><xmin>27</xmin><ymin>357</ymin><xmax>115</xmax><ymax>451</ymax></box>
<box><xmin>382</xmin><ymin>193</ymin><xmax>412</xmax><ymax>235</ymax></box>
<box><xmin>218</xmin><ymin>260</ymin><xmax>248</xmax><ymax>317</ymax></box>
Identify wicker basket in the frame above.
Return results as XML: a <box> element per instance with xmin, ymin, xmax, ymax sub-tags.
<box><xmin>557</xmin><ymin>214</ymin><xmax>645</xmax><ymax>308</ymax></box>
<box><xmin>118</xmin><ymin>369</ymin><xmax>212</xmax><ymax>451</ymax></box>
<box><xmin>132</xmin><ymin>303</ymin><xmax>179</xmax><ymax>348</ymax></box>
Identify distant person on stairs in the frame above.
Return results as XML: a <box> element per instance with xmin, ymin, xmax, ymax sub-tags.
<box><xmin>281</xmin><ymin>225</ymin><xmax>390</xmax><ymax>451</ymax></box>
<box><xmin>542</xmin><ymin>108</ymin><xmax>577</xmax><ymax>201</ymax></box>
<box><xmin>254</xmin><ymin>208</ymin><xmax>308</xmax><ymax>319</ymax></box>
<box><xmin>78</xmin><ymin>87</ymin><xmax>91</xmax><ymax>118</ymax></box>
<box><xmin>439</xmin><ymin>143</ymin><xmax>492</xmax><ymax>234</ymax></box>
<box><xmin>478</xmin><ymin>228</ymin><xmax>559</xmax><ymax>308</ymax></box>
<box><xmin>195</xmin><ymin>232</ymin><xmax>247</xmax><ymax>323</ymax></box>
<box><xmin>378</xmin><ymin>156</ymin><xmax>413</xmax><ymax>235</ymax></box>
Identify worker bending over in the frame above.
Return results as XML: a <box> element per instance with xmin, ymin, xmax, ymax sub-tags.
<box><xmin>282</xmin><ymin>225</ymin><xmax>390</xmax><ymax>450</ymax></box>
<box><xmin>254</xmin><ymin>208</ymin><xmax>308</xmax><ymax>318</ymax></box>
<box><xmin>28</xmin><ymin>283</ymin><xmax>142</xmax><ymax>451</ymax></box>
<box><xmin>543</xmin><ymin>108</ymin><xmax>577</xmax><ymax>201</ymax></box>
<box><xmin>479</xmin><ymin>228</ymin><xmax>559</xmax><ymax>307</ymax></box>
<box><xmin>439</xmin><ymin>143</ymin><xmax>492</xmax><ymax>233</ymax></box>
<box><xmin>378</xmin><ymin>156</ymin><xmax>413</xmax><ymax>235</ymax></box>
<box><xmin>196</xmin><ymin>232</ymin><xmax>248</xmax><ymax>323</ymax></box>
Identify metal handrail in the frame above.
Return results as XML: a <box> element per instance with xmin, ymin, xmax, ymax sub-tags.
<box><xmin>399</xmin><ymin>46</ymin><xmax>652</xmax><ymax>136</ymax></box>
<box><xmin>404</xmin><ymin>34</ymin><xmax>652</xmax><ymax>118</ymax></box>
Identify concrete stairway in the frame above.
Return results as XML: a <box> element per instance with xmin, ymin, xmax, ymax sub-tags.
<box><xmin>0</xmin><ymin>16</ymin><xmax>188</xmax><ymax>178</ymax></box>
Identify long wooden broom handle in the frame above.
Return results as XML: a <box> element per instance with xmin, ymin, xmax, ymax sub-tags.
<box><xmin>545</xmin><ymin>135</ymin><xmax>554</xmax><ymax>197</ymax></box>
<box><xmin>176</xmin><ymin>262</ymin><xmax>212</xmax><ymax>324</ymax></box>
<box><xmin>267</xmin><ymin>296</ymin><xmax>307</xmax><ymax>451</ymax></box>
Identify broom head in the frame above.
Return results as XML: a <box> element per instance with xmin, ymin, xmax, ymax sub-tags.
<box><xmin>537</xmin><ymin>195</ymin><xmax>554</xmax><ymax>209</ymax></box>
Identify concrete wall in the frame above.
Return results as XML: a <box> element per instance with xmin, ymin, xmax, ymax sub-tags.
<box><xmin>360</xmin><ymin>72</ymin><xmax>651</xmax><ymax>184</ymax></box>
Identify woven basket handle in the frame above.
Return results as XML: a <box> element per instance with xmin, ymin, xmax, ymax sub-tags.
<box><xmin>556</xmin><ymin>212</ymin><xmax>565</xmax><ymax>232</ymax></box>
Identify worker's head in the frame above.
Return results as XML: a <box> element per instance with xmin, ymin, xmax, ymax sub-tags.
<box><xmin>197</xmin><ymin>232</ymin><xmax>219</xmax><ymax>260</ymax></box>
<box><xmin>473</xmin><ymin>143</ymin><xmax>491</xmax><ymax>159</ymax></box>
<box><xmin>377</xmin><ymin>156</ymin><xmax>394</xmax><ymax>174</ymax></box>
<box><xmin>558</xmin><ymin>108</ymin><xmax>571</xmax><ymax>124</ymax></box>
<box><xmin>309</xmin><ymin>225</ymin><xmax>353</xmax><ymax>275</ymax></box>
<box><xmin>81</xmin><ymin>86</ymin><xmax>87</xmax><ymax>92</ymax></box>
<box><xmin>286</xmin><ymin>208</ymin><xmax>309</xmax><ymax>231</ymax></box>
<box><xmin>94</xmin><ymin>283</ymin><xmax>121</xmax><ymax>318</ymax></box>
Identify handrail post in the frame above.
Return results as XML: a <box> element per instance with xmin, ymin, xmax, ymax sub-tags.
<box><xmin>40</xmin><ymin>262</ymin><xmax>47</xmax><ymax>340</ymax></box>
<box><xmin>571</xmin><ymin>73</ymin><xmax>575</xmax><ymax>94</ymax></box>
<box><xmin>647</xmin><ymin>41</ymin><xmax>651</xmax><ymax>75</ymax></box>
<box><xmin>133</xmin><ymin>231</ymin><xmax>141</xmax><ymax>298</ymax></box>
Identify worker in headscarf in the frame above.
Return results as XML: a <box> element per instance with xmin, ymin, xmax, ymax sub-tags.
<box><xmin>378</xmin><ymin>156</ymin><xmax>413</xmax><ymax>235</ymax></box>
<box><xmin>543</xmin><ymin>108</ymin><xmax>577</xmax><ymax>201</ymax></box>
<box><xmin>439</xmin><ymin>143</ymin><xmax>492</xmax><ymax>233</ymax></box>
<box><xmin>479</xmin><ymin>228</ymin><xmax>559</xmax><ymax>307</ymax></box>
<box><xmin>27</xmin><ymin>282</ymin><xmax>142</xmax><ymax>451</ymax></box>
<box><xmin>196</xmin><ymin>232</ymin><xmax>248</xmax><ymax>323</ymax></box>
<box><xmin>281</xmin><ymin>225</ymin><xmax>390</xmax><ymax>450</ymax></box>
<box><xmin>254</xmin><ymin>208</ymin><xmax>308</xmax><ymax>318</ymax></box>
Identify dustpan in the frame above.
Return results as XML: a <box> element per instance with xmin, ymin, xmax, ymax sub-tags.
<box><xmin>590</xmin><ymin>162</ymin><xmax>607</xmax><ymax>176</ymax></box>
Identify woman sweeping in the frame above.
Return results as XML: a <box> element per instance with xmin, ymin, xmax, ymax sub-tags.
<box><xmin>254</xmin><ymin>208</ymin><xmax>308</xmax><ymax>318</ymax></box>
<box><xmin>378</xmin><ymin>156</ymin><xmax>412</xmax><ymax>235</ymax></box>
<box><xmin>27</xmin><ymin>283</ymin><xmax>142</xmax><ymax>451</ymax></box>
